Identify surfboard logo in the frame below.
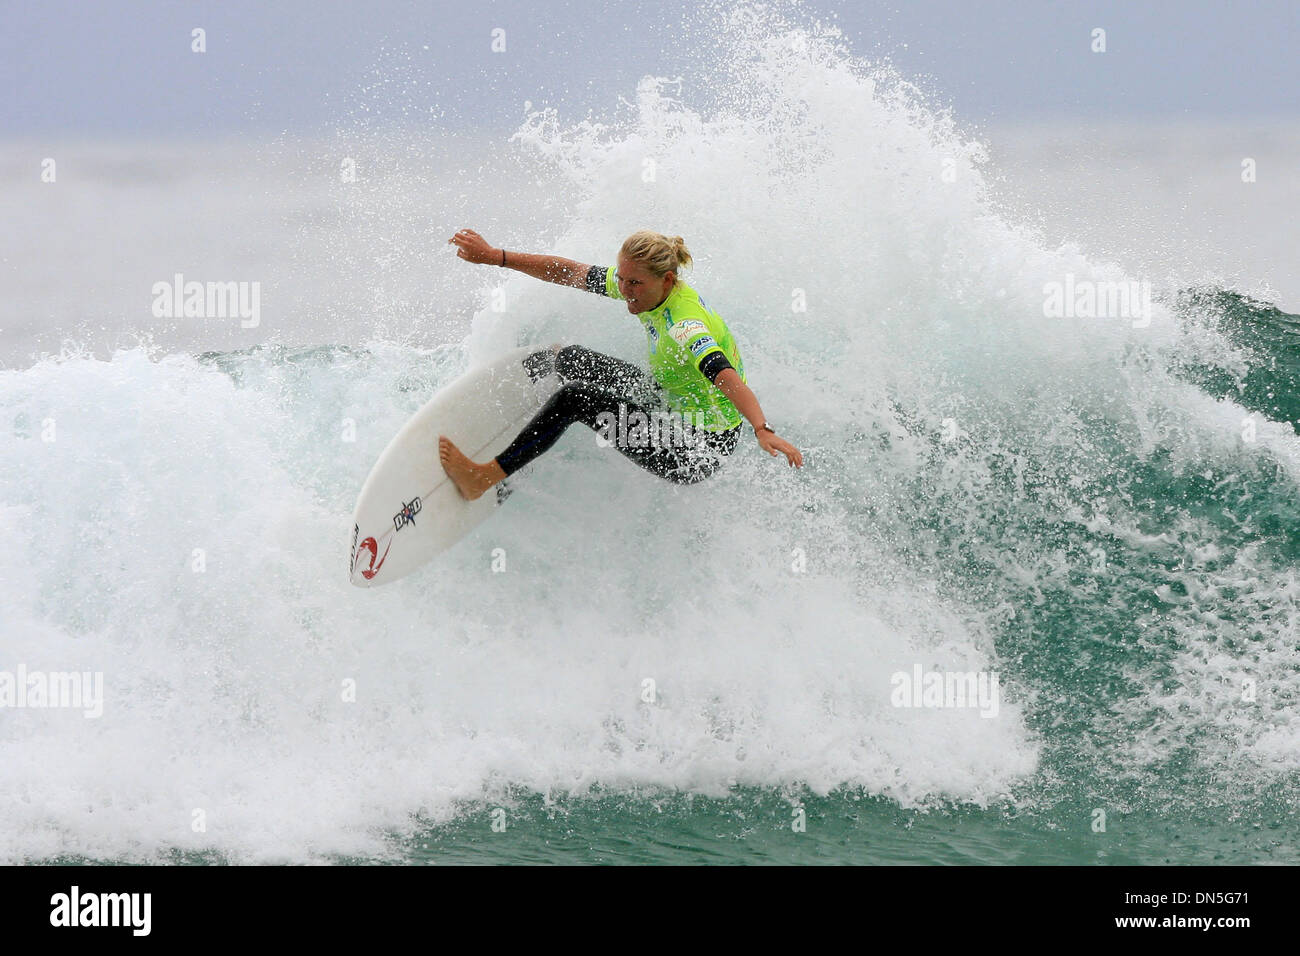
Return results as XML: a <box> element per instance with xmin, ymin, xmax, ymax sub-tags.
<box><xmin>354</xmin><ymin>535</ymin><xmax>391</xmax><ymax>580</ymax></box>
<box><xmin>393</xmin><ymin>497</ymin><xmax>422</xmax><ymax>532</ymax></box>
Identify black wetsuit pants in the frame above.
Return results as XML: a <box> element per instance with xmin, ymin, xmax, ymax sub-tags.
<box><xmin>495</xmin><ymin>345</ymin><xmax>741</xmax><ymax>485</ymax></box>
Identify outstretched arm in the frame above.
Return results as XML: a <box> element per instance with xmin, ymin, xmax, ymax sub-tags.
<box><xmin>448</xmin><ymin>228</ymin><xmax>590</xmax><ymax>289</ymax></box>
<box><xmin>713</xmin><ymin>368</ymin><xmax>804</xmax><ymax>468</ymax></box>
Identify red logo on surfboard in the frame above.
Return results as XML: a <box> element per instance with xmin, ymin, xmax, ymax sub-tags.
<box><xmin>354</xmin><ymin>535</ymin><xmax>391</xmax><ymax>580</ymax></box>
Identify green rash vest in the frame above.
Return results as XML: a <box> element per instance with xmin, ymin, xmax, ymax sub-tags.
<box><xmin>599</xmin><ymin>266</ymin><xmax>746</xmax><ymax>431</ymax></box>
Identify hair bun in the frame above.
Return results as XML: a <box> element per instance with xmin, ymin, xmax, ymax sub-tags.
<box><xmin>620</xmin><ymin>230</ymin><xmax>692</xmax><ymax>275</ymax></box>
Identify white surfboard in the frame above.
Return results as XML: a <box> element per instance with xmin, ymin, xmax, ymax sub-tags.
<box><xmin>348</xmin><ymin>347</ymin><xmax>559</xmax><ymax>587</ymax></box>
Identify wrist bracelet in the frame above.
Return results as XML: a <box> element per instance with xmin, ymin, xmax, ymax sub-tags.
<box><xmin>500</xmin><ymin>249</ymin><xmax>506</xmax><ymax>267</ymax></box>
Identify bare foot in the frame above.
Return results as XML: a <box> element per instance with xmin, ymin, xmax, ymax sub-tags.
<box><xmin>439</xmin><ymin>436</ymin><xmax>505</xmax><ymax>501</ymax></box>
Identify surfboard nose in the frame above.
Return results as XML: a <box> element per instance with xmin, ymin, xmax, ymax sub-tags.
<box><xmin>347</xmin><ymin>347</ymin><xmax>559</xmax><ymax>587</ymax></box>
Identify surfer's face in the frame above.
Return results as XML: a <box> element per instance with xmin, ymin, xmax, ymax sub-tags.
<box><xmin>616</xmin><ymin>255</ymin><xmax>674</xmax><ymax>314</ymax></box>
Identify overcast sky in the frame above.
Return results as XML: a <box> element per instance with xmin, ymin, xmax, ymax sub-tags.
<box><xmin>2</xmin><ymin>0</ymin><xmax>1297</xmax><ymax>136</ymax></box>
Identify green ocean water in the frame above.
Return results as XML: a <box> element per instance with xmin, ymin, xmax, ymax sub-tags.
<box><xmin>49</xmin><ymin>787</ymin><xmax>1298</xmax><ymax>866</ymax></box>
<box><xmin>390</xmin><ymin>789</ymin><xmax>1297</xmax><ymax>865</ymax></box>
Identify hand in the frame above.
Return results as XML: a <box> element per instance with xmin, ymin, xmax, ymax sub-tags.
<box><xmin>757</xmin><ymin>429</ymin><xmax>803</xmax><ymax>468</ymax></box>
<box><xmin>448</xmin><ymin>228</ymin><xmax>501</xmax><ymax>265</ymax></box>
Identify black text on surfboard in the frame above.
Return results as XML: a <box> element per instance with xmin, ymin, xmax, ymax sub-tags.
<box><xmin>393</xmin><ymin>497</ymin><xmax>422</xmax><ymax>532</ymax></box>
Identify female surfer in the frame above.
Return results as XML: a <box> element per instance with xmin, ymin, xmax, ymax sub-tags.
<box><xmin>439</xmin><ymin>228</ymin><xmax>803</xmax><ymax>499</ymax></box>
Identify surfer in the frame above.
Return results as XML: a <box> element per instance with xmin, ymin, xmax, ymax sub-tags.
<box><xmin>439</xmin><ymin>228</ymin><xmax>803</xmax><ymax>500</ymax></box>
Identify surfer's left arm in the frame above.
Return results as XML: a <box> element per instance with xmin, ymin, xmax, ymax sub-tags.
<box><xmin>712</xmin><ymin>369</ymin><xmax>803</xmax><ymax>467</ymax></box>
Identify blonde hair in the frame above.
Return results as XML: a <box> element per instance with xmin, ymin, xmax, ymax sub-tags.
<box><xmin>620</xmin><ymin>230</ymin><xmax>692</xmax><ymax>277</ymax></box>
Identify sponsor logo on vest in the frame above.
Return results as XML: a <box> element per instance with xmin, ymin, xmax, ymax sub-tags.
<box><xmin>669</xmin><ymin>320</ymin><xmax>707</xmax><ymax>345</ymax></box>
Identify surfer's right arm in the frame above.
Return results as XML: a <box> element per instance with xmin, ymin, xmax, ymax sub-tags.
<box><xmin>448</xmin><ymin>229</ymin><xmax>590</xmax><ymax>289</ymax></box>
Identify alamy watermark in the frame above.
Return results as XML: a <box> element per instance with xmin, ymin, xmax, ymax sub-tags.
<box><xmin>890</xmin><ymin>664</ymin><xmax>1000</xmax><ymax>718</ymax></box>
<box><xmin>0</xmin><ymin>664</ymin><xmax>103</xmax><ymax>718</ymax></box>
<box><xmin>50</xmin><ymin>886</ymin><xmax>150</xmax><ymax>936</ymax></box>
<box><xmin>595</xmin><ymin>404</ymin><xmax>714</xmax><ymax>450</ymax></box>
<box><xmin>152</xmin><ymin>273</ymin><xmax>260</xmax><ymax>328</ymax></box>
<box><xmin>1043</xmin><ymin>274</ymin><xmax>1151</xmax><ymax>328</ymax></box>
